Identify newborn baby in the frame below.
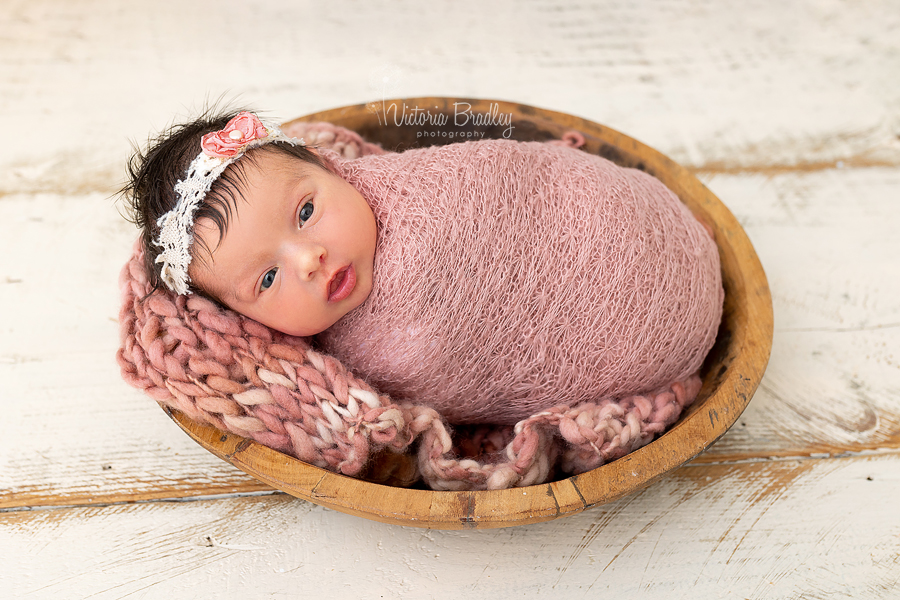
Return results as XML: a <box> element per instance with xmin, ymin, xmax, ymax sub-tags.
<box><xmin>126</xmin><ymin>110</ymin><xmax>722</xmax><ymax>429</ymax></box>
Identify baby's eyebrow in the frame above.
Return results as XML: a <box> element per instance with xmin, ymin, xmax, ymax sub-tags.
<box><xmin>201</xmin><ymin>269</ymin><xmax>240</xmax><ymax>306</ymax></box>
<box><xmin>232</xmin><ymin>266</ymin><xmax>264</xmax><ymax>303</ymax></box>
<box><xmin>192</xmin><ymin>273</ymin><xmax>235</xmax><ymax>308</ymax></box>
<box><xmin>222</xmin><ymin>284</ymin><xmax>241</xmax><ymax>305</ymax></box>
<box><xmin>219</xmin><ymin>253</ymin><xmax>267</xmax><ymax>304</ymax></box>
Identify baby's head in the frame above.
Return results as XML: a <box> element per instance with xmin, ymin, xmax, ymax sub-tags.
<box><xmin>123</xmin><ymin>110</ymin><xmax>377</xmax><ymax>336</ymax></box>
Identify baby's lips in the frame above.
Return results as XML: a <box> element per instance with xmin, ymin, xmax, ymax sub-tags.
<box><xmin>327</xmin><ymin>266</ymin><xmax>356</xmax><ymax>302</ymax></box>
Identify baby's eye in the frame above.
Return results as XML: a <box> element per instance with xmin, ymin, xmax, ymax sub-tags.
<box><xmin>260</xmin><ymin>268</ymin><xmax>277</xmax><ymax>291</ymax></box>
<box><xmin>299</xmin><ymin>201</ymin><xmax>314</xmax><ymax>225</ymax></box>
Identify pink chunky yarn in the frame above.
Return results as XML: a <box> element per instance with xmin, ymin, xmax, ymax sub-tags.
<box><xmin>117</xmin><ymin>121</ymin><xmax>720</xmax><ymax>490</ymax></box>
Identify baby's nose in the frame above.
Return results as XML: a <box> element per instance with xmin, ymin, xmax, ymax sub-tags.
<box><xmin>297</xmin><ymin>245</ymin><xmax>327</xmax><ymax>280</ymax></box>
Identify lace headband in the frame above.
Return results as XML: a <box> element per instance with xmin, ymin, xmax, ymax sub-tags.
<box><xmin>153</xmin><ymin>112</ymin><xmax>304</xmax><ymax>294</ymax></box>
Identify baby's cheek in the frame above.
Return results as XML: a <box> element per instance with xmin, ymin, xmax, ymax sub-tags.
<box><xmin>349</xmin><ymin>274</ymin><xmax>375</xmax><ymax>316</ymax></box>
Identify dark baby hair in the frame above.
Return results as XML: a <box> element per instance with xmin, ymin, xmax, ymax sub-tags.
<box><xmin>121</xmin><ymin>108</ymin><xmax>325</xmax><ymax>293</ymax></box>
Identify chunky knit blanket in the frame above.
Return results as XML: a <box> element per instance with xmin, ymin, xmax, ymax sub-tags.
<box><xmin>118</xmin><ymin>122</ymin><xmax>722</xmax><ymax>490</ymax></box>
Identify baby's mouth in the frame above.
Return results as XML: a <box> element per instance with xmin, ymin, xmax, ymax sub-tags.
<box><xmin>327</xmin><ymin>265</ymin><xmax>356</xmax><ymax>302</ymax></box>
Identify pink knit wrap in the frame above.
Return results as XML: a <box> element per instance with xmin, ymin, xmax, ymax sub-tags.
<box><xmin>320</xmin><ymin>138</ymin><xmax>723</xmax><ymax>425</ymax></box>
<box><xmin>117</xmin><ymin>122</ymin><xmax>722</xmax><ymax>490</ymax></box>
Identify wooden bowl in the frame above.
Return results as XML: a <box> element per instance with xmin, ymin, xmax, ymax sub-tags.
<box><xmin>166</xmin><ymin>97</ymin><xmax>773</xmax><ymax>529</ymax></box>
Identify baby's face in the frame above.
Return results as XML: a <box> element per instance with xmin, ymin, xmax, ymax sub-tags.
<box><xmin>190</xmin><ymin>150</ymin><xmax>376</xmax><ymax>336</ymax></box>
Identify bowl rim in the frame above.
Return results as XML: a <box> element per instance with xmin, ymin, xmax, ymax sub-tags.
<box><xmin>165</xmin><ymin>97</ymin><xmax>773</xmax><ymax>529</ymax></box>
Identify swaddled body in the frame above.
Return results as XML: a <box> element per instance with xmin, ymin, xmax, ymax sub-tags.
<box><xmin>318</xmin><ymin>139</ymin><xmax>723</xmax><ymax>425</ymax></box>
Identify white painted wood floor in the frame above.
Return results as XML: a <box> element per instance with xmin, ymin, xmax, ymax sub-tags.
<box><xmin>1</xmin><ymin>1</ymin><xmax>899</xmax><ymax>598</ymax></box>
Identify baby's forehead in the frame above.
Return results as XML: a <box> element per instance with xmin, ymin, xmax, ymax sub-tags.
<box><xmin>247</xmin><ymin>145</ymin><xmax>329</xmax><ymax>175</ymax></box>
<box><xmin>218</xmin><ymin>151</ymin><xmax>319</xmax><ymax>209</ymax></box>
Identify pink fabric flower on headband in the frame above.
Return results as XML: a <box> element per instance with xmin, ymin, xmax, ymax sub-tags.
<box><xmin>201</xmin><ymin>111</ymin><xmax>269</xmax><ymax>158</ymax></box>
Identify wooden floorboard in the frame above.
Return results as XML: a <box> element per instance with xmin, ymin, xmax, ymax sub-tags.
<box><xmin>2</xmin><ymin>453</ymin><xmax>899</xmax><ymax>599</ymax></box>
<box><xmin>1</xmin><ymin>0</ymin><xmax>898</xmax><ymax>596</ymax></box>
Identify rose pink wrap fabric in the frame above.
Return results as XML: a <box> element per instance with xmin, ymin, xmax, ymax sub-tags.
<box><xmin>319</xmin><ymin>136</ymin><xmax>723</xmax><ymax>426</ymax></box>
<box><xmin>117</xmin><ymin>122</ymin><xmax>722</xmax><ymax>490</ymax></box>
